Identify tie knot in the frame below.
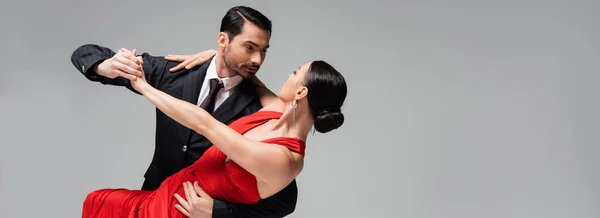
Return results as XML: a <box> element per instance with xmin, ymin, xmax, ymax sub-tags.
<box><xmin>199</xmin><ymin>78</ymin><xmax>224</xmax><ymax>113</ymax></box>
<box><xmin>210</xmin><ymin>78</ymin><xmax>224</xmax><ymax>90</ymax></box>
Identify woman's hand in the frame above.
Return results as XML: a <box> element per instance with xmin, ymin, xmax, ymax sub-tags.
<box><xmin>120</xmin><ymin>48</ymin><xmax>149</xmax><ymax>93</ymax></box>
<box><xmin>164</xmin><ymin>49</ymin><xmax>218</xmax><ymax>72</ymax></box>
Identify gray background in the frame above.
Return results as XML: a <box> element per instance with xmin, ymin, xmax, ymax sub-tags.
<box><xmin>1</xmin><ymin>0</ymin><xmax>599</xmax><ymax>217</ymax></box>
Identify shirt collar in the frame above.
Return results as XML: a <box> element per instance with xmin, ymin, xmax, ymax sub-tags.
<box><xmin>205</xmin><ymin>54</ymin><xmax>243</xmax><ymax>91</ymax></box>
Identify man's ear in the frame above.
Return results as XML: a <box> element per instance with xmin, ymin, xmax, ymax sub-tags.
<box><xmin>217</xmin><ymin>32</ymin><xmax>228</xmax><ymax>52</ymax></box>
<box><xmin>295</xmin><ymin>86</ymin><xmax>308</xmax><ymax>100</ymax></box>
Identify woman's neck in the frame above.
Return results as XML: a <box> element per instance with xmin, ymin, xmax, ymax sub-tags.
<box><xmin>269</xmin><ymin>102</ymin><xmax>313</xmax><ymax>141</ymax></box>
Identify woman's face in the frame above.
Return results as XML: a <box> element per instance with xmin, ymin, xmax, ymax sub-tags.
<box><xmin>278</xmin><ymin>61</ymin><xmax>311</xmax><ymax>103</ymax></box>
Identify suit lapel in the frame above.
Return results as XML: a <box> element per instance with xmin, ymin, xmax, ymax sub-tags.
<box><xmin>182</xmin><ymin>56</ymin><xmax>213</xmax><ymax>105</ymax></box>
<box><xmin>181</xmin><ymin>56</ymin><xmax>213</xmax><ymax>142</ymax></box>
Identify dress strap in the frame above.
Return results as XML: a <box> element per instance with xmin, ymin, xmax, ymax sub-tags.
<box><xmin>228</xmin><ymin>111</ymin><xmax>283</xmax><ymax>135</ymax></box>
<box><xmin>263</xmin><ymin>137</ymin><xmax>307</xmax><ymax>156</ymax></box>
<box><xmin>229</xmin><ymin>111</ymin><xmax>307</xmax><ymax>155</ymax></box>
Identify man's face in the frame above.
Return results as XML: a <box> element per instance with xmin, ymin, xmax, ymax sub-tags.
<box><xmin>221</xmin><ymin>22</ymin><xmax>271</xmax><ymax>78</ymax></box>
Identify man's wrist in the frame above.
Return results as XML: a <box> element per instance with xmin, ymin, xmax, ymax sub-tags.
<box><xmin>212</xmin><ymin>199</ymin><xmax>233</xmax><ymax>218</ymax></box>
<box><xmin>92</xmin><ymin>60</ymin><xmax>106</xmax><ymax>77</ymax></box>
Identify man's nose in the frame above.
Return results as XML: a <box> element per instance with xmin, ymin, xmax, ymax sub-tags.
<box><xmin>250</xmin><ymin>52</ymin><xmax>264</xmax><ymax>65</ymax></box>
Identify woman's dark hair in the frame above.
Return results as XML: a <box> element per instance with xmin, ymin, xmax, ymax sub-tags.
<box><xmin>304</xmin><ymin>60</ymin><xmax>348</xmax><ymax>133</ymax></box>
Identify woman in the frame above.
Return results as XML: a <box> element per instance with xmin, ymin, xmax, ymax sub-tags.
<box><xmin>81</xmin><ymin>50</ymin><xmax>347</xmax><ymax>218</ymax></box>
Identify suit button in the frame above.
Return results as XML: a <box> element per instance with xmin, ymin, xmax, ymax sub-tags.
<box><xmin>182</xmin><ymin>145</ymin><xmax>187</xmax><ymax>152</ymax></box>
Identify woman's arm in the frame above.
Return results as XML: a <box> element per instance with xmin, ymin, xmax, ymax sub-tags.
<box><xmin>135</xmin><ymin>81</ymin><xmax>296</xmax><ymax>184</ymax></box>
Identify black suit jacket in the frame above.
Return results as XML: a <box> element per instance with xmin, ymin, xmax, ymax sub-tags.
<box><xmin>70</xmin><ymin>44</ymin><xmax>298</xmax><ymax>218</ymax></box>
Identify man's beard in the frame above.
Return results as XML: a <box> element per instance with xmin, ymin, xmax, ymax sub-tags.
<box><xmin>223</xmin><ymin>48</ymin><xmax>259</xmax><ymax>79</ymax></box>
<box><xmin>222</xmin><ymin>48</ymin><xmax>244</xmax><ymax>78</ymax></box>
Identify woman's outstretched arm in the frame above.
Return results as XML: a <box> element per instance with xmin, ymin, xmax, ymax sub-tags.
<box><xmin>132</xmin><ymin>73</ymin><xmax>296</xmax><ymax>185</ymax></box>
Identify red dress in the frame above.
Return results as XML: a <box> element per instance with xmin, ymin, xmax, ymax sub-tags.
<box><xmin>81</xmin><ymin>111</ymin><xmax>306</xmax><ymax>218</ymax></box>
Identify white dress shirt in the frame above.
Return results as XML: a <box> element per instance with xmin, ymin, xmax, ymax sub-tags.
<box><xmin>196</xmin><ymin>56</ymin><xmax>243</xmax><ymax>112</ymax></box>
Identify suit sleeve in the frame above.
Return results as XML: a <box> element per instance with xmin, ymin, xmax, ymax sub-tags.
<box><xmin>70</xmin><ymin>43</ymin><xmax>168</xmax><ymax>94</ymax></box>
<box><xmin>212</xmin><ymin>180</ymin><xmax>298</xmax><ymax>218</ymax></box>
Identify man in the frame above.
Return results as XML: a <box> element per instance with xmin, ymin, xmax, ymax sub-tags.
<box><xmin>70</xmin><ymin>6</ymin><xmax>297</xmax><ymax>218</ymax></box>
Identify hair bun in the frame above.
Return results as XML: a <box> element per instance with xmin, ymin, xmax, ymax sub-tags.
<box><xmin>314</xmin><ymin>107</ymin><xmax>344</xmax><ymax>133</ymax></box>
<box><xmin>317</xmin><ymin>107</ymin><xmax>340</xmax><ymax>116</ymax></box>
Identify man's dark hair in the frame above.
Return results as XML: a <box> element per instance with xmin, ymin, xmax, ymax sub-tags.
<box><xmin>220</xmin><ymin>6</ymin><xmax>272</xmax><ymax>41</ymax></box>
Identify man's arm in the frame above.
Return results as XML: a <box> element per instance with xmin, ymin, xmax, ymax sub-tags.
<box><xmin>175</xmin><ymin>180</ymin><xmax>297</xmax><ymax>218</ymax></box>
<box><xmin>70</xmin><ymin>44</ymin><xmax>169</xmax><ymax>94</ymax></box>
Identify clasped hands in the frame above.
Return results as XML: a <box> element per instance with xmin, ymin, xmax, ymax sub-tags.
<box><xmin>110</xmin><ymin>48</ymin><xmax>214</xmax><ymax>93</ymax></box>
<box><xmin>99</xmin><ymin>47</ymin><xmax>217</xmax><ymax>81</ymax></box>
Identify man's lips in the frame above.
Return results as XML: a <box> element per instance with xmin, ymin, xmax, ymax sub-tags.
<box><xmin>245</xmin><ymin>67</ymin><xmax>258</xmax><ymax>73</ymax></box>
